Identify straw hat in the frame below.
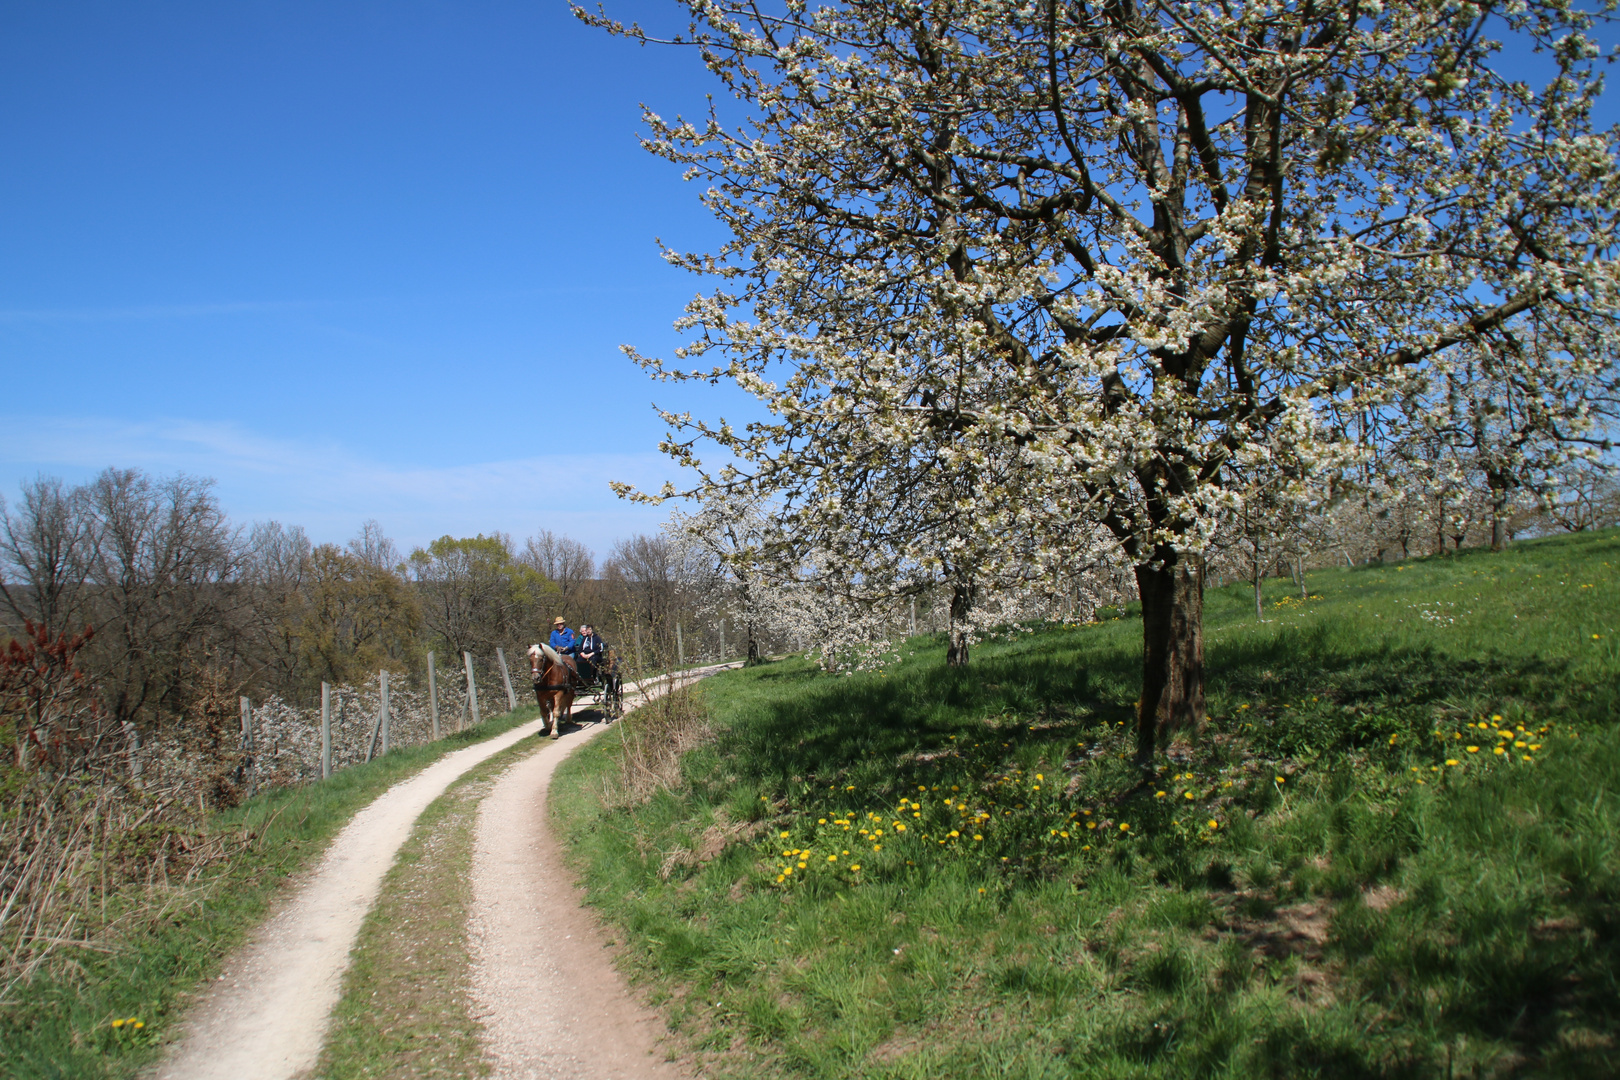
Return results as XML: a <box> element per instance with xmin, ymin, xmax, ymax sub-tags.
<box><xmin>553</xmin><ymin>616</ymin><xmax>565</xmax><ymax>626</ymax></box>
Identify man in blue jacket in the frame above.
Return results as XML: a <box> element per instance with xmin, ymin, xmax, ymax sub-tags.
<box><xmin>549</xmin><ymin>617</ymin><xmax>578</xmax><ymax>662</ymax></box>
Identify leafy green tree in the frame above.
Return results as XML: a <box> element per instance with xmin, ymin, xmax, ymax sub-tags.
<box><xmin>408</xmin><ymin>534</ymin><xmax>553</xmax><ymax>660</ymax></box>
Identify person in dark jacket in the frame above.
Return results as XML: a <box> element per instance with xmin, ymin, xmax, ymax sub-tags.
<box><xmin>577</xmin><ymin>624</ymin><xmax>606</xmax><ymax>680</ymax></box>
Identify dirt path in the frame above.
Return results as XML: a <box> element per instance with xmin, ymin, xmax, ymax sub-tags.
<box><xmin>154</xmin><ymin>720</ymin><xmax>549</xmax><ymax>1080</ymax></box>
<box><xmin>469</xmin><ymin>667</ymin><xmax>737</xmax><ymax>1079</ymax></box>
<box><xmin>155</xmin><ymin>667</ymin><xmax>731</xmax><ymax>1080</ymax></box>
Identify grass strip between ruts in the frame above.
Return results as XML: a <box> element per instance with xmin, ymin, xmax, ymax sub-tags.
<box><xmin>550</xmin><ymin>529</ymin><xmax>1620</xmax><ymax>1080</ymax></box>
<box><xmin>0</xmin><ymin>705</ymin><xmax>542</xmax><ymax>1080</ymax></box>
<box><xmin>316</xmin><ymin>733</ymin><xmax>548</xmax><ymax>1080</ymax></box>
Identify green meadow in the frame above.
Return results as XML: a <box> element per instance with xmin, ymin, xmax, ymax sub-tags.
<box><xmin>551</xmin><ymin>530</ymin><xmax>1620</xmax><ymax>1079</ymax></box>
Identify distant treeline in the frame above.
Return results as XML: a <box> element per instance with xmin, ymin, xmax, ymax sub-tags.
<box><xmin>0</xmin><ymin>467</ymin><xmax>743</xmax><ymax>754</ymax></box>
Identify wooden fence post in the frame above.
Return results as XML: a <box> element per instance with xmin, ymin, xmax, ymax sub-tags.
<box><xmin>321</xmin><ymin>682</ymin><xmax>331</xmax><ymax>780</ymax></box>
<box><xmin>427</xmin><ymin>651</ymin><xmax>440</xmax><ymax>741</ymax></box>
<box><xmin>497</xmin><ymin>647</ymin><xmax>517</xmax><ymax>712</ymax></box>
<box><xmin>910</xmin><ymin>597</ymin><xmax>917</xmax><ymax>637</ymax></box>
<box><xmin>634</xmin><ymin>623</ymin><xmax>644</xmax><ymax>677</ymax></box>
<box><xmin>379</xmin><ymin>669</ymin><xmax>391</xmax><ymax>755</ymax></box>
<box><xmin>240</xmin><ymin>696</ymin><xmax>254</xmax><ymax>797</ymax></box>
<box><xmin>677</xmin><ymin>621</ymin><xmax>685</xmax><ymax>670</ymax></box>
<box><xmin>463</xmin><ymin>651</ymin><xmax>480</xmax><ymax>727</ymax></box>
<box><xmin>719</xmin><ymin>619</ymin><xmax>726</xmax><ymax>662</ymax></box>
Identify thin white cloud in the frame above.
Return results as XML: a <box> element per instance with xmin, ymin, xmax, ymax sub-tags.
<box><xmin>0</xmin><ymin>415</ymin><xmax>681</xmax><ymax>557</ymax></box>
<box><xmin>0</xmin><ymin>301</ymin><xmax>314</xmax><ymax>323</ymax></box>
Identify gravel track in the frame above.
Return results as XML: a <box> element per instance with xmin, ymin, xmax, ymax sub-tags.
<box><xmin>155</xmin><ymin>668</ymin><xmax>731</xmax><ymax>1080</ymax></box>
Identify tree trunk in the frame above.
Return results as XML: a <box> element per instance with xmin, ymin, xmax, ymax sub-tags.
<box><xmin>1251</xmin><ymin>545</ymin><xmax>1264</xmax><ymax>622</ymax></box>
<box><xmin>1135</xmin><ymin>551</ymin><xmax>1206</xmax><ymax>765</ymax></box>
<box><xmin>945</xmin><ymin>579</ymin><xmax>974</xmax><ymax>667</ymax></box>
<box><xmin>1486</xmin><ymin>471</ymin><xmax>1512</xmax><ymax>551</ymax></box>
<box><xmin>745</xmin><ymin>619</ymin><xmax>761</xmax><ymax>665</ymax></box>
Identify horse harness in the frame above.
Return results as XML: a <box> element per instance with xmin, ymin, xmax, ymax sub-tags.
<box><xmin>531</xmin><ymin>660</ymin><xmax>576</xmax><ymax>694</ymax></box>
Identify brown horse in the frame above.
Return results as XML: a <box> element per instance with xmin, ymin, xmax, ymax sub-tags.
<box><xmin>527</xmin><ymin>643</ymin><xmax>576</xmax><ymax>738</ymax></box>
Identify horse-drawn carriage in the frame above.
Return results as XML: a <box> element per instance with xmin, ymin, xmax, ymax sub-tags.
<box><xmin>527</xmin><ymin>641</ymin><xmax>625</xmax><ymax>736</ymax></box>
<box><xmin>574</xmin><ymin>648</ymin><xmax>625</xmax><ymax>720</ymax></box>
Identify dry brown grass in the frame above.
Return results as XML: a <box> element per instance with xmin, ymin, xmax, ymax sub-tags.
<box><xmin>602</xmin><ymin>680</ymin><xmax>713</xmax><ymax>808</ymax></box>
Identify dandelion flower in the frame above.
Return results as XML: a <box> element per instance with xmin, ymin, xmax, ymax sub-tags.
<box><xmin>973</xmin><ymin>834</ymin><xmax>983</xmax><ymax>841</ymax></box>
<box><xmin>1494</xmin><ymin>747</ymin><xmax>1506</xmax><ymax>755</ymax></box>
<box><xmin>873</xmin><ymin>844</ymin><xmax>882</xmax><ymax>851</ymax></box>
<box><xmin>797</xmin><ymin>862</ymin><xmax>807</xmax><ymax>869</ymax></box>
<box><xmin>780</xmin><ymin>831</ymin><xmax>790</xmax><ymax>839</ymax></box>
<box><xmin>111</xmin><ymin>1019</ymin><xmax>125</xmax><ymax>1029</ymax></box>
<box><xmin>1467</xmin><ymin>746</ymin><xmax>1480</xmax><ymax>753</ymax></box>
<box><xmin>818</xmin><ymin>819</ymin><xmax>826</xmax><ymax>825</ymax></box>
<box><xmin>895</xmin><ymin>824</ymin><xmax>905</xmax><ymax>832</ymax></box>
<box><xmin>1275</xmin><ymin>776</ymin><xmax>1286</xmax><ymax>784</ymax></box>
<box><xmin>1208</xmin><ymin>820</ymin><xmax>1218</xmax><ymax>829</ymax></box>
<box><xmin>1119</xmin><ymin>823</ymin><xmax>1130</xmax><ymax>831</ymax></box>
<box><xmin>850</xmin><ymin>864</ymin><xmax>861</xmax><ymax>871</ymax></box>
<box><xmin>1184</xmin><ymin>792</ymin><xmax>1194</xmax><ymax>800</ymax></box>
<box><xmin>1155</xmin><ymin>791</ymin><xmax>1167</xmax><ymax>799</ymax></box>
<box><xmin>1059</xmin><ymin>831</ymin><xmax>1069</xmax><ymax>838</ymax></box>
<box><xmin>828</xmin><ymin>854</ymin><xmax>837</xmax><ymax>861</ymax></box>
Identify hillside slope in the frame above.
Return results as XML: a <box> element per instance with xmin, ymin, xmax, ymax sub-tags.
<box><xmin>552</xmin><ymin>530</ymin><xmax>1620</xmax><ymax>1079</ymax></box>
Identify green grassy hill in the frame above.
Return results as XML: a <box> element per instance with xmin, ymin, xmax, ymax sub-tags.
<box><xmin>551</xmin><ymin>530</ymin><xmax>1620</xmax><ymax>1079</ymax></box>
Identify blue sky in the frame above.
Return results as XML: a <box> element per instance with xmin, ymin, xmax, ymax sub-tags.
<box><xmin>0</xmin><ymin>0</ymin><xmax>741</xmax><ymax>559</ymax></box>
<box><xmin>3</xmin><ymin>3</ymin><xmax>1617</xmax><ymax>560</ymax></box>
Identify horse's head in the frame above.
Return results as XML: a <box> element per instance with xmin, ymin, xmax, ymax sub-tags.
<box><xmin>527</xmin><ymin>643</ymin><xmax>541</xmax><ymax>663</ymax></box>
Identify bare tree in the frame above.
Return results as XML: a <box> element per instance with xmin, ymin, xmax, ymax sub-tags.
<box><xmin>78</xmin><ymin>469</ymin><xmax>243</xmax><ymax>737</ymax></box>
<box><xmin>0</xmin><ymin>476</ymin><xmax>97</xmax><ymax>637</ymax></box>
<box><xmin>241</xmin><ymin>521</ymin><xmax>313</xmax><ymax>695</ymax></box>
<box><xmin>518</xmin><ymin>531</ymin><xmax>594</xmax><ymax>610</ymax></box>
<box><xmin>348</xmin><ymin>519</ymin><xmax>403</xmax><ymax>572</ymax></box>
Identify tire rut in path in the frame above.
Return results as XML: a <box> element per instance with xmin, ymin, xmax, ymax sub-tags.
<box><xmin>469</xmin><ymin>668</ymin><xmax>738</xmax><ymax>1080</ymax></box>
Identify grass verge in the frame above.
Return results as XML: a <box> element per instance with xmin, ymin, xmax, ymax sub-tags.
<box><xmin>316</xmin><ymin>735</ymin><xmax>547</xmax><ymax>1080</ymax></box>
<box><xmin>0</xmin><ymin>706</ymin><xmax>541</xmax><ymax>1080</ymax></box>
<box><xmin>551</xmin><ymin>530</ymin><xmax>1620</xmax><ymax>1079</ymax></box>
